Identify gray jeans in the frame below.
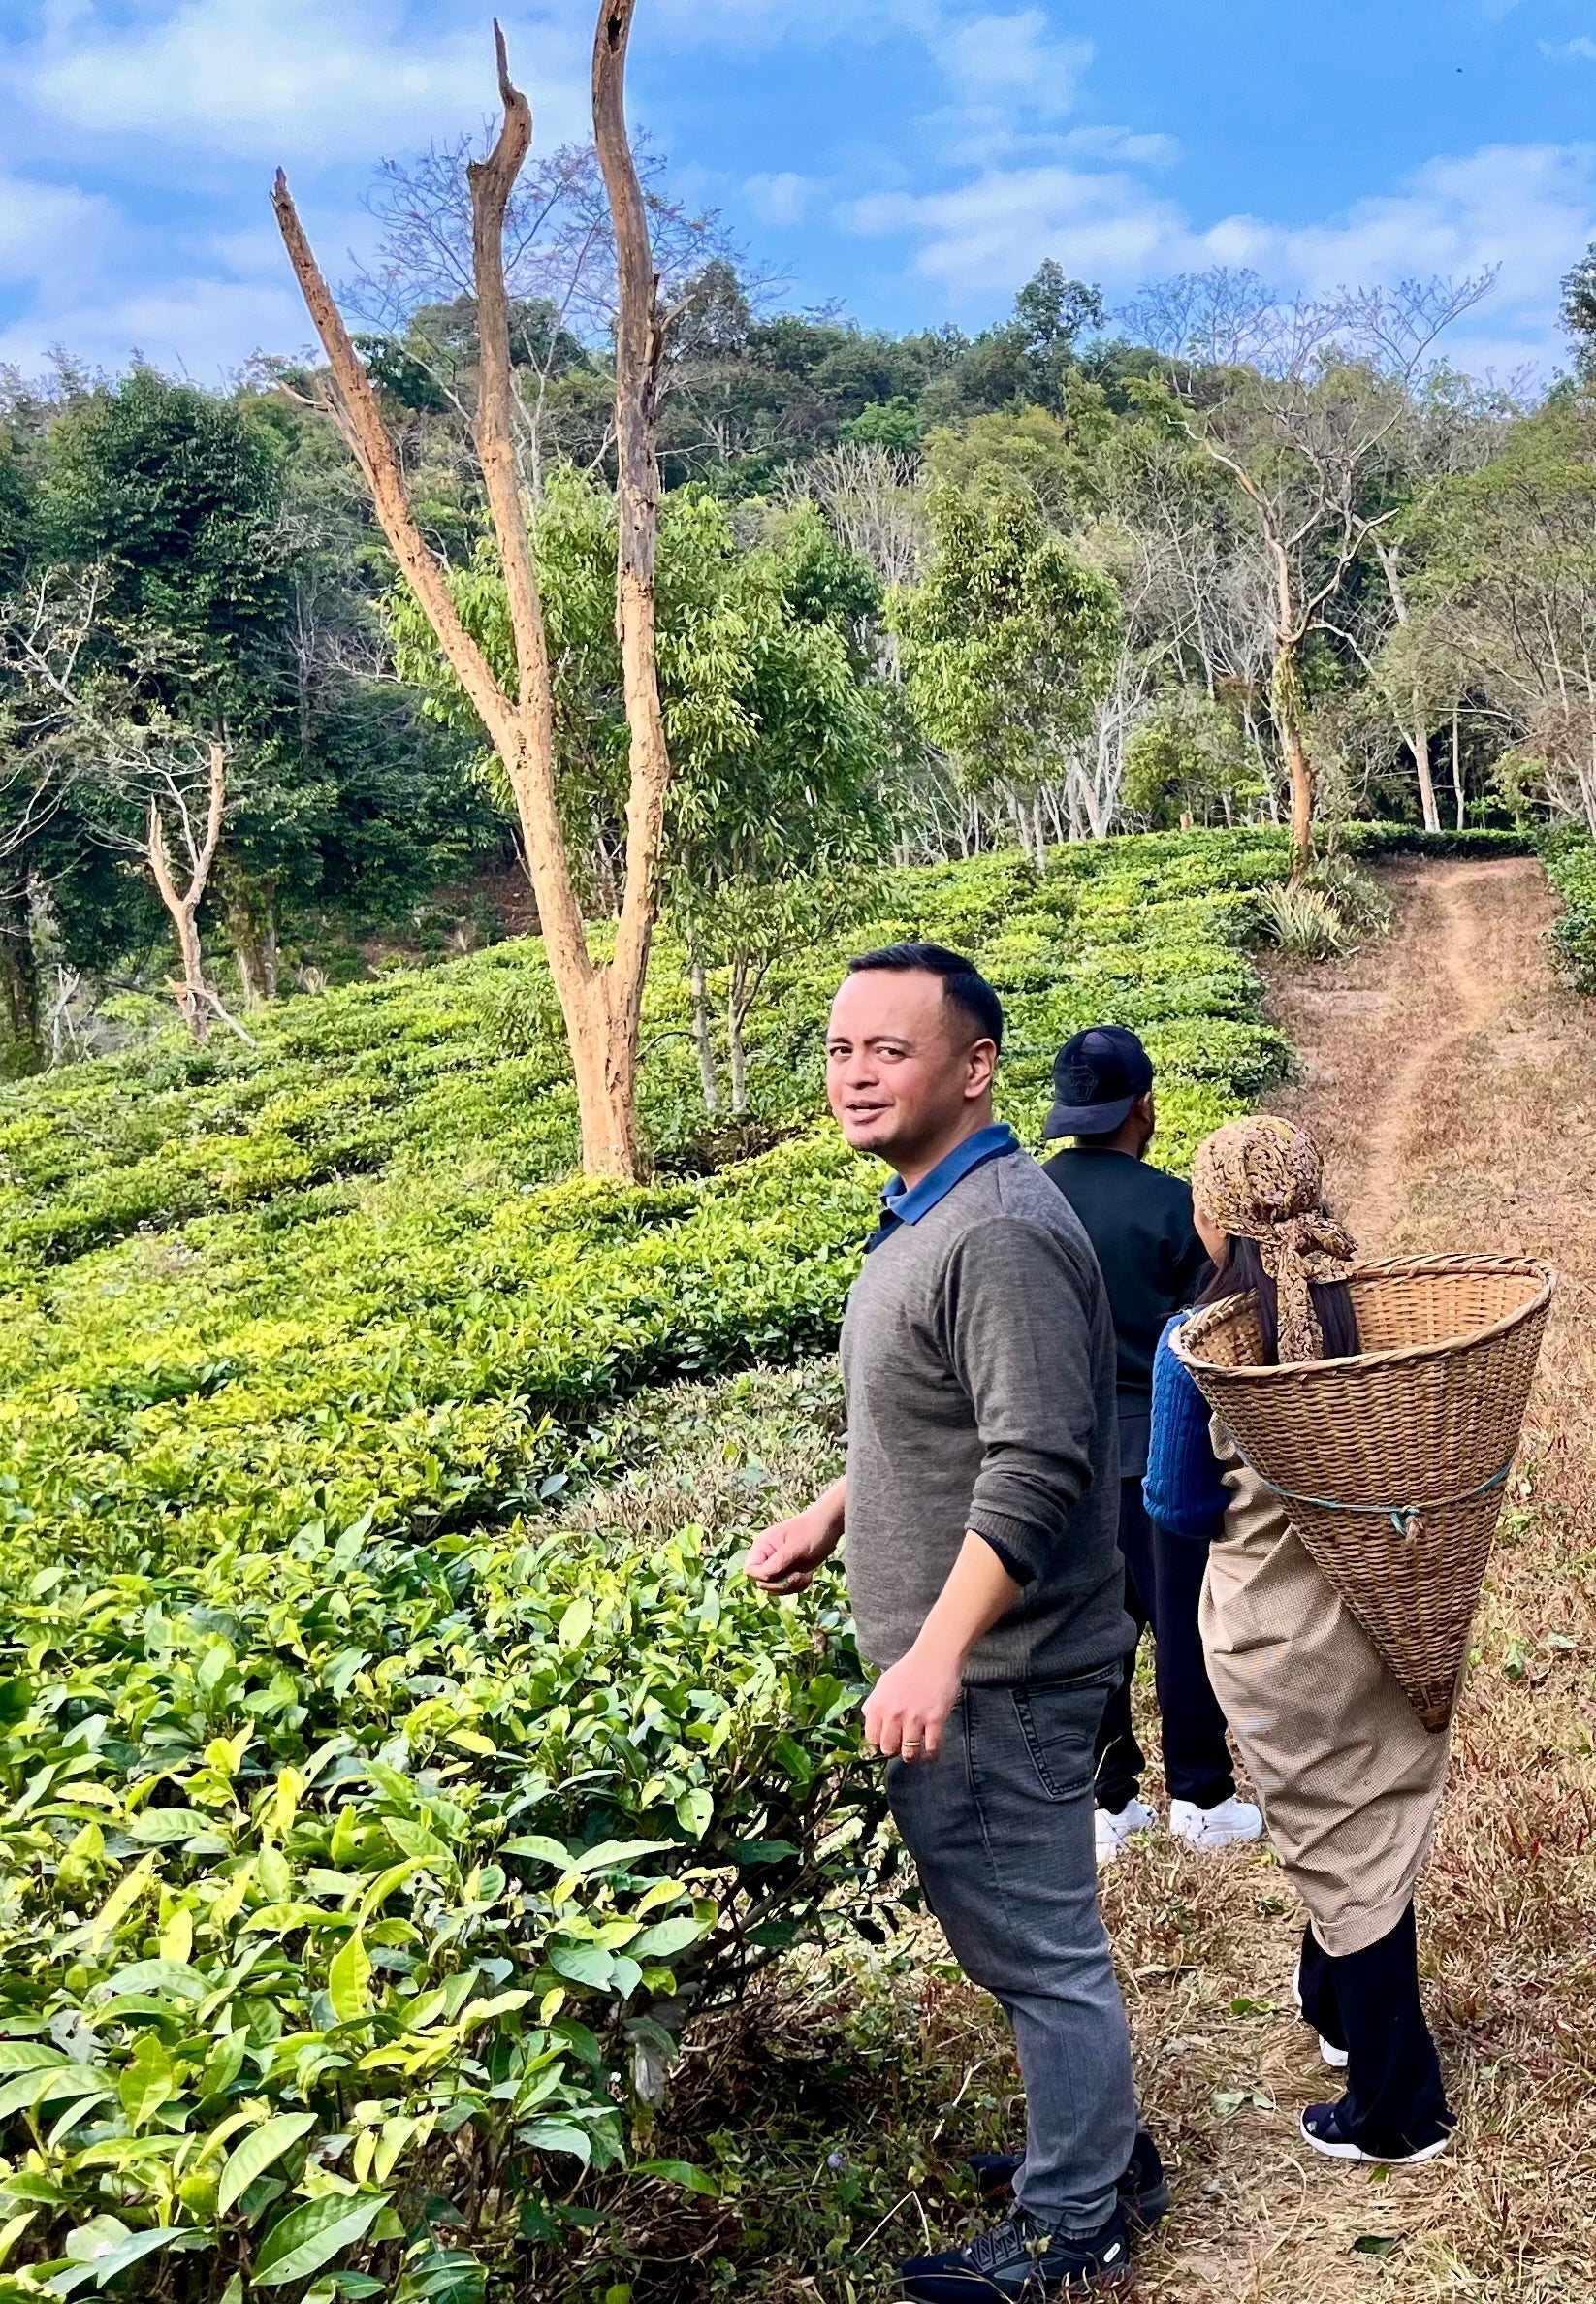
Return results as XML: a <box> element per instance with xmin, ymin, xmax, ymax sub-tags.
<box><xmin>887</xmin><ymin>1670</ymin><xmax>1137</xmax><ymax>2236</ymax></box>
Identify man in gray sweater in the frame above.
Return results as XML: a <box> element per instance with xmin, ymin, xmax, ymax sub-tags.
<box><xmin>745</xmin><ymin>944</ymin><xmax>1161</xmax><ymax>2300</ymax></box>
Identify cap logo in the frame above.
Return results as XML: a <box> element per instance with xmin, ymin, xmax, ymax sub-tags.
<box><xmin>1055</xmin><ymin>1060</ymin><xmax>1101</xmax><ymax>1101</ymax></box>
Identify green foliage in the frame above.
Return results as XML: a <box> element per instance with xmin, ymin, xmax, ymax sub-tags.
<box><xmin>40</xmin><ymin>369</ymin><xmax>289</xmax><ymax>725</ymax></box>
<box><xmin>1542</xmin><ymin>832</ymin><xmax>1596</xmax><ymax>993</ymax></box>
<box><xmin>0</xmin><ymin>1408</ymin><xmax>887</xmax><ymax>2294</ymax></box>
<box><xmin>839</xmin><ymin>400</ymin><xmax>923</xmax><ymax>452</ymax></box>
<box><xmin>386</xmin><ymin>472</ymin><xmax>889</xmax><ymax>922</ymax></box>
<box><xmin>0</xmin><ymin>828</ymin><xmax>1295</xmax><ymax>2293</ymax></box>
<box><xmin>887</xmin><ymin>485</ymin><xmax>1121</xmax><ymax>803</ymax></box>
<box><xmin>1122</xmin><ymin>691</ymin><xmax>1256</xmax><ymax>828</ymax></box>
<box><xmin>1253</xmin><ymin>881</ymin><xmax>1357</xmax><ymax>960</ymax></box>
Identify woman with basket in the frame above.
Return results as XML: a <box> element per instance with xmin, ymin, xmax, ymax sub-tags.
<box><xmin>1143</xmin><ymin>1116</ymin><xmax>1454</xmax><ymax>2166</ymax></box>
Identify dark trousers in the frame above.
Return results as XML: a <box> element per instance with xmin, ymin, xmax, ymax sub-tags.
<box><xmin>1297</xmin><ymin>1904</ymin><xmax>1452</xmax><ymax>2157</ymax></box>
<box><xmin>1094</xmin><ymin>1478</ymin><xmax>1234</xmax><ymax>1813</ymax></box>
<box><xmin>887</xmin><ymin>1674</ymin><xmax>1138</xmax><ymax>2236</ymax></box>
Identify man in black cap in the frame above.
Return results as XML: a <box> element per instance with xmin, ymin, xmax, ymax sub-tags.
<box><xmin>1040</xmin><ymin>1026</ymin><xmax>1261</xmax><ymax>1863</ymax></box>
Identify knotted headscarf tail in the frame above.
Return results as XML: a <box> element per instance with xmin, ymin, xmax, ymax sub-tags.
<box><xmin>1192</xmin><ymin>1115</ymin><xmax>1357</xmax><ymax>1362</ymax></box>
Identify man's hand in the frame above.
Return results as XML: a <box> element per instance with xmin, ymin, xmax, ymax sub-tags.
<box><xmin>744</xmin><ymin>1484</ymin><xmax>845</xmax><ymax>1596</ymax></box>
<box><xmin>862</xmin><ymin>1638</ymin><xmax>963</xmax><ymax>1764</ymax></box>
<box><xmin>861</xmin><ymin>1531</ymin><xmax>1023</xmax><ymax>1765</ymax></box>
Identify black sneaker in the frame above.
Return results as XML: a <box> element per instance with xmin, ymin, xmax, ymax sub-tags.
<box><xmin>967</xmin><ymin>2131</ymin><xmax>1170</xmax><ymax>2231</ymax></box>
<box><xmin>1299</xmin><ymin>2101</ymin><xmax>1452</xmax><ymax>2165</ymax></box>
<box><xmin>898</xmin><ymin>2204</ymin><xmax>1132</xmax><ymax>2299</ymax></box>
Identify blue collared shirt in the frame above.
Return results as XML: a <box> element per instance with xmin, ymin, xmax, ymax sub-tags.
<box><xmin>868</xmin><ymin>1122</ymin><xmax>1021</xmax><ymax>1250</ymax></box>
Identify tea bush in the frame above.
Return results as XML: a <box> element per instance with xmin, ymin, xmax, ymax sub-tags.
<box><xmin>0</xmin><ymin>829</ymin><xmax>1299</xmax><ymax>2298</ymax></box>
<box><xmin>1542</xmin><ymin>832</ymin><xmax>1596</xmax><ymax>994</ymax></box>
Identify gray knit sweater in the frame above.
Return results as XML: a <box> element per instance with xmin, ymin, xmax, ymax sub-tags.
<box><xmin>839</xmin><ymin>1147</ymin><xmax>1130</xmax><ymax>1683</ymax></box>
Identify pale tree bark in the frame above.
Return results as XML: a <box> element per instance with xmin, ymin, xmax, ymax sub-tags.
<box><xmin>145</xmin><ymin>741</ymin><xmax>251</xmax><ymax>1043</ymax></box>
<box><xmin>1369</xmin><ymin>539</ymin><xmax>1442</xmax><ymax>834</ymax></box>
<box><xmin>1452</xmin><ymin>711</ymin><xmax>1466</xmax><ymax>830</ymax></box>
<box><xmin>1411</xmin><ymin>711</ymin><xmax>1441</xmax><ymax>835</ymax></box>
<box><xmin>688</xmin><ymin>947</ymin><xmax>718</xmax><ymax>1115</ymax></box>
<box><xmin>272</xmin><ymin>8</ymin><xmax>671</xmax><ymax>1178</ymax></box>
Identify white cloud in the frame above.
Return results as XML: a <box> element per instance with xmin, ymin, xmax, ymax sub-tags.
<box><xmin>846</xmin><ymin>134</ymin><xmax>1596</xmax><ymax>373</ymax></box>
<box><xmin>844</xmin><ymin>163</ymin><xmax>1187</xmax><ymax>291</ymax></box>
<box><xmin>0</xmin><ymin>274</ymin><xmax>317</xmax><ymax>381</ymax></box>
<box><xmin>6</xmin><ymin>0</ymin><xmax>587</xmax><ymax>166</ymax></box>
<box><xmin>744</xmin><ymin>171</ymin><xmax>817</xmax><ymax>228</ymax></box>
<box><xmin>0</xmin><ymin>173</ymin><xmax>118</xmax><ymax>288</ymax></box>
<box><xmin>1208</xmin><ymin>143</ymin><xmax>1596</xmax><ymax>367</ymax></box>
<box><xmin>931</xmin><ymin>10</ymin><xmax>1090</xmax><ymax>113</ymax></box>
<box><xmin>919</xmin><ymin>10</ymin><xmax>1095</xmax><ymax>166</ymax></box>
<box><xmin>1542</xmin><ymin>34</ymin><xmax>1596</xmax><ymax>58</ymax></box>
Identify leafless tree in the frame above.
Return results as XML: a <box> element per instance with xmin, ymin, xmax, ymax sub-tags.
<box><xmin>274</xmin><ymin>8</ymin><xmax>675</xmax><ymax>1177</ymax></box>
<box><xmin>1126</xmin><ymin>268</ymin><xmax>1495</xmax><ymax>868</ymax></box>
<box><xmin>0</xmin><ymin>572</ymin><xmax>252</xmax><ymax>1043</ymax></box>
<box><xmin>348</xmin><ymin>121</ymin><xmax>733</xmax><ymax>493</ymax></box>
<box><xmin>780</xmin><ymin>444</ymin><xmax>928</xmax><ymax>591</ymax></box>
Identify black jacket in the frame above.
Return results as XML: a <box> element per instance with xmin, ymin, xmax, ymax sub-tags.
<box><xmin>1041</xmin><ymin>1147</ymin><xmax>1209</xmax><ymax>1478</ymax></box>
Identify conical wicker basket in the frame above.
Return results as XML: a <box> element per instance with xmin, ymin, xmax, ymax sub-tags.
<box><xmin>1171</xmin><ymin>1255</ymin><xmax>1556</xmax><ymax>1732</ymax></box>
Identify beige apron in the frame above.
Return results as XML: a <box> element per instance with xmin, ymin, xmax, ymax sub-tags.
<box><xmin>1198</xmin><ymin>1418</ymin><xmax>1452</xmax><ymax>1957</ymax></box>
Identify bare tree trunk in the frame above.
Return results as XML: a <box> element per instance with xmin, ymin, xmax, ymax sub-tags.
<box><xmin>0</xmin><ymin>873</ymin><xmax>42</xmax><ymax>1074</ymax></box>
<box><xmin>727</xmin><ymin>958</ymin><xmax>750</xmax><ymax>1116</ymax></box>
<box><xmin>689</xmin><ymin>947</ymin><xmax>718</xmax><ymax>1116</ymax></box>
<box><xmin>273</xmin><ymin>10</ymin><xmax>671</xmax><ymax>1181</ymax></box>
<box><xmin>146</xmin><ymin>742</ymin><xmax>227</xmax><ymax>1043</ymax></box>
<box><xmin>1271</xmin><ymin>632</ymin><xmax>1313</xmax><ymax>875</ymax></box>
<box><xmin>1412</xmin><ymin>701</ymin><xmax>1441</xmax><ymax>834</ymax></box>
<box><xmin>593</xmin><ymin>0</ymin><xmax>672</xmax><ymax>1169</ymax></box>
<box><xmin>1452</xmin><ymin>711</ymin><xmax>1465</xmax><ymax>830</ymax></box>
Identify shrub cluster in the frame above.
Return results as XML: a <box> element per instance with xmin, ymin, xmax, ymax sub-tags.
<box><xmin>0</xmin><ymin>829</ymin><xmax>1293</xmax><ymax>2299</ymax></box>
<box><xmin>1541</xmin><ymin>830</ymin><xmax>1596</xmax><ymax>995</ymax></box>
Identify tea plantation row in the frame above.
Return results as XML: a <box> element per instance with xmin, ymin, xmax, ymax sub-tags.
<box><xmin>0</xmin><ymin>826</ymin><xmax>1523</xmax><ymax>2301</ymax></box>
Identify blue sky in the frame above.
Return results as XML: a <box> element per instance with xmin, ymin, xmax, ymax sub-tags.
<box><xmin>3</xmin><ymin>0</ymin><xmax>1596</xmax><ymax>385</ymax></box>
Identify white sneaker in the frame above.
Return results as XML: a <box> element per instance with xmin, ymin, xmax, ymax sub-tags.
<box><xmin>1168</xmin><ymin>1794</ymin><xmax>1263</xmax><ymax>1849</ymax></box>
<box><xmin>1291</xmin><ymin>1959</ymin><xmax>1352</xmax><ymax>2069</ymax></box>
<box><xmin>1095</xmin><ymin>1799</ymin><xmax>1155</xmax><ymax>1864</ymax></box>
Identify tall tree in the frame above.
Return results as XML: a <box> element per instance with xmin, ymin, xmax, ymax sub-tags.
<box><xmin>1127</xmin><ymin>269</ymin><xmax>1492</xmax><ymax>867</ymax></box>
<box><xmin>887</xmin><ymin>481</ymin><xmax>1120</xmax><ymax>863</ymax></box>
<box><xmin>274</xmin><ymin>8</ymin><xmax>673</xmax><ymax>1178</ymax></box>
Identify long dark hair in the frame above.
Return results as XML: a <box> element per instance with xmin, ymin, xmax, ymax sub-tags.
<box><xmin>1197</xmin><ymin>1234</ymin><xmax>1360</xmax><ymax>1365</ymax></box>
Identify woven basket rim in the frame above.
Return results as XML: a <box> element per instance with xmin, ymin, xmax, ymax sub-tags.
<box><xmin>1173</xmin><ymin>1251</ymin><xmax>1557</xmax><ymax>1382</ymax></box>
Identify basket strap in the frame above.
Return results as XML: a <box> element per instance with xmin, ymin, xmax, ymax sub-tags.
<box><xmin>1229</xmin><ymin>1447</ymin><xmax>1515</xmax><ymax>1542</ymax></box>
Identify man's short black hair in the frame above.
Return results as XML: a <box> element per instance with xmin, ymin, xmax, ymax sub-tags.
<box><xmin>845</xmin><ymin>941</ymin><xmax>1005</xmax><ymax>1051</ymax></box>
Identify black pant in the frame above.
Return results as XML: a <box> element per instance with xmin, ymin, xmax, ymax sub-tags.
<box><xmin>1297</xmin><ymin>1904</ymin><xmax>1452</xmax><ymax>2156</ymax></box>
<box><xmin>1094</xmin><ymin>1479</ymin><xmax>1234</xmax><ymax>1813</ymax></box>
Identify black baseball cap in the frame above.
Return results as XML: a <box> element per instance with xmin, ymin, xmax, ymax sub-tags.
<box><xmin>1042</xmin><ymin>1025</ymin><xmax>1154</xmax><ymax>1139</ymax></box>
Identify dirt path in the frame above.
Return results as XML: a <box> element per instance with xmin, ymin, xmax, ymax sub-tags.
<box><xmin>1340</xmin><ymin>865</ymin><xmax>1508</xmax><ymax>1251</ymax></box>
<box><xmin>1102</xmin><ymin>859</ymin><xmax>1596</xmax><ymax>2304</ymax></box>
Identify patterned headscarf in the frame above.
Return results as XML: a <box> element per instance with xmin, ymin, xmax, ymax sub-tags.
<box><xmin>1191</xmin><ymin>1115</ymin><xmax>1357</xmax><ymax>1362</ymax></box>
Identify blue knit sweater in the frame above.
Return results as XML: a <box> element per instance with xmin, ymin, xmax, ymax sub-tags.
<box><xmin>1142</xmin><ymin>1315</ymin><xmax>1230</xmax><ymax>1541</ymax></box>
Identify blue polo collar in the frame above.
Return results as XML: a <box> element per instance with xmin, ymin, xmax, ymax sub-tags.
<box><xmin>881</xmin><ymin>1122</ymin><xmax>1021</xmax><ymax>1229</ymax></box>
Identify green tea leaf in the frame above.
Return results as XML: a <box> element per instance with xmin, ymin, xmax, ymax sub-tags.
<box><xmin>117</xmin><ymin>2033</ymin><xmax>174</xmax><ymax>2130</ymax></box>
<box><xmin>549</xmin><ymin>1944</ymin><xmax>613</xmax><ymax>1990</ymax></box>
<box><xmin>629</xmin><ymin>1915</ymin><xmax>707</xmax><ymax>1960</ymax></box>
<box><xmin>557</xmin><ymin>1598</ymin><xmax>593</xmax><ymax>1651</ymax></box>
<box><xmin>252</xmin><ymin>2192</ymin><xmax>388</xmax><ymax>2287</ymax></box>
<box><xmin>88</xmin><ymin>2227</ymin><xmax>191</xmax><ymax>2288</ymax></box>
<box><xmin>328</xmin><ymin>1933</ymin><xmax>372</xmax><ymax>2024</ymax></box>
<box><xmin>635</xmin><ymin>2160</ymin><xmax>721</xmax><ymax>2198</ymax></box>
<box><xmin>106</xmin><ymin>1960</ymin><xmax>208</xmax><ymax>2002</ymax></box>
<box><xmin>217</xmin><ymin>2113</ymin><xmax>318</xmax><ymax>2218</ymax></box>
